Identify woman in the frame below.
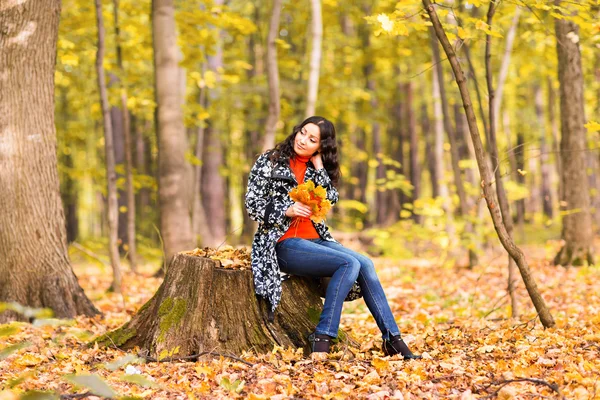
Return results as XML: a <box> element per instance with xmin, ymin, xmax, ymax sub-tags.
<box><xmin>245</xmin><ymin>116</ymin><xmax>420</xmax><ymax>359</ymax></box>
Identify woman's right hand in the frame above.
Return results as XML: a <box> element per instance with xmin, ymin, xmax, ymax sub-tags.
<box><xmin>285</xmin><ymin>202</ymin><xmax>312</xmax><ymax>218</ymax></box>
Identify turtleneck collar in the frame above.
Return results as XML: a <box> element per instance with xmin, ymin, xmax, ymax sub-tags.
<box><xmin>293</xmin><ymin>154</ymin><xmax>311</xmax><ymax>164</ymax></box>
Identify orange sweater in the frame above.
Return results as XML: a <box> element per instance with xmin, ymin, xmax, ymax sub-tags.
<box><xmin>278</xmin><ymin>155</ymin><xmax>320</xmax><ymax>242</ymax></box>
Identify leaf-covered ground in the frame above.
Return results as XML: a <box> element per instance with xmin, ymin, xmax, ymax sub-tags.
<box><xmin>1</xmin><ymin>240</ymin><xmax>599</xmax><ymax>399</ymax></box>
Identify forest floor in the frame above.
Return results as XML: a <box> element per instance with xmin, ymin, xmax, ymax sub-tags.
<box><xmin>1</xmin><ymin>238</ymin><xmax>599</xmax><ymax>399</ymax></box>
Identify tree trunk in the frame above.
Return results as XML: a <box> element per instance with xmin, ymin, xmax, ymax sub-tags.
<box><xmin>424</xmin><ymin>0</ymin><xmax>555</xmax><ymax>328</ymax></box>
<box><xmin>59</xmin><ymin>89</ymin><xmax>79</xmax><ymax>243</ymax></box>
<box><xmin>406</xmin><ymin>82</ymin><xmax>421</xmax><ymax>224</ymax></box>
<box><xmin>97</xmin><ymin>254</ymin><xmax>356</xmax><ymax>357</ymax></box>
<box><xmin>110</xmin><ymin>95</ymin><xmax>127</xmax><ymax>255</ymax></box>
<box><xmin>430</xmin><ymin>30</ymin><xmax>456</xmax><ymax>246</ymax></box>
<box><xmin>484</xmin><ymin>3</ymin><xmax>519</xmax><ymax>318</ymax></box>
<box><xmin>201</xmin><ymin>15</ymin><xmax>228</xmax><ymax>247</ymax></box>
<box><xmin>492</xmin><ymin>6</ymin><xmax>521</xmax><ymax>131</ymax></box>
<box><xmin>96</xmin><ymin>0</ymin><xmax>123</xmax><ymax>292</ymax></box>
<box><xmin>133</xmin><ymin>117</ymin><xmax>151</xmax><ymax>231</ymax></box>
<box><xmin>548</xmin><ymin>77</ymin><xmax>562</xmax><ymax>205</ymax></box>
<box><xmin>262</xmin><ymin>0</ymin><xmax>282</xmax><ymax>152</ymax></box>
<box><xmin>191</xmin><ymin>85</ymin><xmax>211</xmax><ymax>246</ymax></box>
<box><xmin>430</xmin><ymin>29</ymin><xmax>468</xmax><ymax>218</ymax></box>
<box><xmin>536</xmin><ymin>85</ymin><xmax>553</xmax><ymax>219</ymax></box>
<box><xmin>305</xmin><ymin>0</ymin><xmax>322</xmax><ymax>117</ymax></box>
<box><xmin>153</xmin><ymin>0</ymin><xmax>194</xmax><ymax>264</ymax></box>
<box><xmin>515</xmin><ymin>132</ymin><xmax>526</xmax><ymax>225</ymax></box>
<box><xmin>113</xmin><ymin>0</ymin><xmax>137</xmax><ymax>272</ymax></box>
<box><xmin>0</xmin><ymin>0</ymin><xmax>99</xmax><ymax>322</ymax></box>
<box><xmin>454</xmin><ymin>104</ymin><xmax>479</xmax><ymax>267</ymax></box>
<box><xmin>553</xmin><ymin>5</ymin><xmax>595</xmax><ymax>266</ymax></box>
<box><xmin>422</xmin><ymin>103</ymin><xmax>437</xmax><ymax>198</ymax></box>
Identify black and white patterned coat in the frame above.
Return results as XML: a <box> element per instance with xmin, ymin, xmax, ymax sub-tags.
<box><xmin>245</xmin><ymin>152</ymin><xmax>362</xmax><ymax>312</ymax></box>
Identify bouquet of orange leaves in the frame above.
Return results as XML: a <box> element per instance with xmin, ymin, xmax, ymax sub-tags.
<box><xmin>288</xmin><ymin>180</ymin><xmax>332</xmax><ymax>224</ymax></box>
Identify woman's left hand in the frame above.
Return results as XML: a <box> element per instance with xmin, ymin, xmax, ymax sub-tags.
<box><xmin>311</xmin><ymin>152</ymin><xmax>324</xmax><ymax>170</ymax></box>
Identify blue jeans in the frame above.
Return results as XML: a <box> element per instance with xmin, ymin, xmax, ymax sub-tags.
<box><xmin>275</xmin><ymin>237</ymin><xmax>401</xmax><ymax>339</ymax></box>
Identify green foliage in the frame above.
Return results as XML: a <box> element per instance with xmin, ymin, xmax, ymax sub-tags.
<box><xmin>0</xmin><ymin>341</ymin><xmax>32</xmax><ymax>361</ymax></box>
<box><xmin>64</xmin><ymin>374</ymin><xmax>118</xmax><ymax>398</ymax></box>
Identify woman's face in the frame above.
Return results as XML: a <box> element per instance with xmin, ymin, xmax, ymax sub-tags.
<box><xmin>293</xmin><ymin>123</ymin><xmax>321</xmax><ymax>157</ymax></box>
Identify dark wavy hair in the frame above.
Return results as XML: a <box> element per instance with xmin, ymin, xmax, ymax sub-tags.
<box><xmin>268</xmin><ymin>116</ymin><xmax>341</xmax><ymax>186</ymax></box>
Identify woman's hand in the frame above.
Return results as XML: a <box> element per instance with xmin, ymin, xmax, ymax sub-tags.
<box><xmin>285</xmin><ymin>202</ymin><xmax>313</xmax><ymax>218</ymax></box>
<box><xmin>311</xmin><ymin>152</ymin><xmax>324</xmax><ymax>170</ymax></box>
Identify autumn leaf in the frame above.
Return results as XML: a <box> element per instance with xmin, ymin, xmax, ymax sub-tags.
<box><xmin>289</xmin><ymin>181</ymin><xmax>332</xmax><ymax>223</ymax></box>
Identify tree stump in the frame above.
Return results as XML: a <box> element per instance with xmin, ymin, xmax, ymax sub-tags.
<box><xmin>97</xmin><ymin>253</ymin><xmax>355</xmax><ymax>358</ymax></box>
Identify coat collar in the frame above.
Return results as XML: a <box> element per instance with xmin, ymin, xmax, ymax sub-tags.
<box><xmin>271</xmin><ymin>157</ymin><xmax>316</xmax><ymax>185</ymax></box>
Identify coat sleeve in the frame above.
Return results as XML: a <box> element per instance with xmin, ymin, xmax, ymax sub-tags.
<box><xmin>245</xmin><ymin>153</ymin><xmax>272</xmax><ymax>224</ymax></box>
<box><xmin>313</xmin><ymin>168</ymin><xmax>339</xmax><ymax>206</ymax></box>
<box><xmin>245</xmin><ymin>153</ymin><xmax>294</xmax><ymax>228</ymax></box>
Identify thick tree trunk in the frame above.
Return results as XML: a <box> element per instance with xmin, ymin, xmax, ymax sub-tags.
<box><xmin>96</xmin><ymin>0</ymin><xmax>123</xmax><ymax>292</ymax></box>
<box><xmin>262</xmin><ymin>0</ymin><xmax>282</xmax><ymax>152</ymax></box>
<box><xmin>0</xmin><ymin>0</ymin><xmax>99</xmax><ymax>322</ymax></box>
<box><xmin>424</xmin><ymin>0</ymin><xmax>555</xmax><ymax>328</ymax></box>
<box><xmin>153</xmin><ymin>0</ymin><xmax>194</xmax><ymax>263</ymax></box>
<box><xmin>305</xmin><ymin>0</ymin><xmax>322</xmax><ymax>117</ymax></box>
<box><xmin>553</xmin><ymin>7</ymin><xmax>594</xmax><ymax>266</ymax></box>
<box><xmin>97</xmin><ymin>254</ymin><xmax>356</xmax><ymax>357</ymax></box>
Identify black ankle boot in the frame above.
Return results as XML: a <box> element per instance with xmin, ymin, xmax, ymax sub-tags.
<box><xmin>382</xmin><ymin>335</ymin><xmax>422</xmax><ymax>359</ymax></box>
<box><xmin>308</xmin><ymin>333</ymin><xmax>332</xmax><ymax>354</ymax></box>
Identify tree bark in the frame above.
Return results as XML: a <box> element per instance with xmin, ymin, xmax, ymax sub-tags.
<box><xmin>96</xmin><ymin>0</ymin><xmax>123</xmax><ymax>292</ymax></box>
<box><xmin>406</xmin><ymin>82</ymin><xmax>421</xmax><ymax>224</ymax></box>
<box><xmin>553</xmin><ymin>5</ymin><xmax>595</xmax><ymax>266</ymax></box>
<box><xmin>454</xmin><ymin>104</ymin><xmax>479</xmax><ymax>267</ymax></box>
<box><xmin>536</xmin><ymin>85</ymin><xmax>553</xmax><ymax>219</ymax></box>
<box><xmin>548</xmin><ymin>77</ymin><xmax>562</xmax><ymax>205</ymax></box>
<box><xmin>305</xmin><ymin>0</ymin><xmax>322</xmax><ymax>117</ymax></box>
<box><xmin>0</xmin><ymin>0</ymin><xmax>99</xmax><ymax>322</ymax></box>
<box><xmin>152</xmin><ymin>0</ymin><xmax>194</xmax><ymax>264</ymax></box>
<box><xmin>430</xmin><ymin>29</ymin><xmax>468</xmax><ymax>218</ymax></box>
<box><xmin>262</xmin><ymin>0</ymin><xmax>283</xmax><ymax>152</ymax></box>
<box><xmin>191</xmin><ymin>84</ymin><xmax>211</xmax><ymax>246</ymax></box>
<box><xmin>201</xmin><ymin>11</ymin><xmax>228</xmax><ymax>247</ymax></box>
<box><xmin>59</xmin><ymin>89</ymin><xmax>79</xmax><ymax>243</ymax></box>
<box><xmin>422</xmin><ymin>104</ymin><xmax>437</xmax><ymax>198</ymax></box>
<box><xmin>97</xmin><ymin>254</ymin><xmax>356</xmax><ymax>357</ymax></box>
<box><xmin>430</xmin><ymin>30</ymin><xmax>456</xmax><ymax>246</ymax></box>
<box><xmin>484</xmin><ymin>3</ymin><xmax>519</xmax><ymax>318</ymax></box>
<box><xmin>424</xmin><ymin>0</ymin><xmax>555</xmax><ymax>328</ymax></box>
<box><xmin>113</xmin><ymin>0</ymin><xmax>137</xmax><ymax>272</ymax></box>
<box><xmin>492</xmin><ymin>6</ymin><xmax>521</xmax><ymax>131</ymax></box>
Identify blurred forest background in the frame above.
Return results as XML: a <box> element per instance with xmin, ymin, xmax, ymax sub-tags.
<box><xmin>51</xmin><ymin>0</ymin><xmax>599</xmax><ymax>271</ymax></box>
<box><xmin>3</xmin><ymin>0</ymin><xmax>599</xmax><ymax>283</ymax></box>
